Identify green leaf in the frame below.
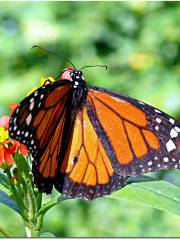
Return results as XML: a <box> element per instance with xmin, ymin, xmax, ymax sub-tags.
<box><xmin>0</xmin><ymin>170</ymin><xmax>9</xmax><ymax>189</ymax></box>
<box><xmin>38</xmin><ymin>196</ymin><xmax>59</xmax><ymax>218</ymax></box>
<box><xmin>36</xmin><ymin>196</ymin><xmax>60</xmax><ymax>232</ymax></box>
<box><xmin>16</xmin><ymin>154</ymin><xmax>37</xmax><ymax>223</ymax></box>
<box><xmin>127</xmin><ymin>175</ymin><xmax>155</xmax><ymax>184</ymax></box>
<box><xmin>16</xmin><ymin>154</ymin><xmax>31</xmax><ymax>188</ymax></box>
<box><xmin>0</xmin><ymin>226</ymin><xmax>12</xmax><ymax>237</ymax></box>
<box><xmin>0</xmin><ymin>190</ymin><xmax>21</xmax><ymax>215</ymax></box>
<box><xmin>108</xmin><ymin>181</ymin><xmax>180</xmax><ymax>216</ymax></box>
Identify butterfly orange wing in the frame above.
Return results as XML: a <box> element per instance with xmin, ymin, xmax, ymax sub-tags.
<box><xmin>86</xmin><ymin>87</ymin><xmax>180</xmax><ymax>177</ymax></box>
<box><xmin>55</xmin><ymin>106</ymin><xmax>128</xmax><ymax>199</ymax></box>
<box><xmin>9</xmin><ymin>80</ymin><xmax>72</xmax><ymax>193</ymax></box>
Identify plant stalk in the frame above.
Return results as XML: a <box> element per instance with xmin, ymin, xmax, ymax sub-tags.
<box><xmin>25</xmin><ymin>224</ymin><xmax>40</xmax><ymax>237</ymax></box>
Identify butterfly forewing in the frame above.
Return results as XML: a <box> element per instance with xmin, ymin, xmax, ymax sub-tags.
<box><xmin>87</xmin><ymin>86</ymin><xmax>180</xmax><ymax>177</ymax></box>
<box><xmin>9</xmin><ymin>80</ymin><xmax>73</xmax><ymax>193</ymax></box>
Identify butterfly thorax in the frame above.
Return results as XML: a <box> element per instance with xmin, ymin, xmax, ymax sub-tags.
<box><xmin>61</xmin><ymin>68</ymin><xmax>88</xmax><ymax>114</ymax></box>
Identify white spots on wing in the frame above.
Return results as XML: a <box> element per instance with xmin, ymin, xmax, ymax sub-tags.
<box><xmin>16</xmin><ymin>108</ymin><xmax>19</xmax><ymax>114</ymax></box>
<box><xmin>148</xmin><ymin>161</ymin><xmax>153</xmax><ymax>166</ymax></box>
<box><xmin>154</xmin><ymin>156</ymin><xmax>158</xmax><ymax>160</ymax></box>
<box><xmin>30</xmin><ymin>98</ymin><xmax>34</xmax><ymax>103</ymax></box>
<box><xmin>155</xmin><ymin>126</ymin><xmax>159</xmax><ymax>131</ymax></box>
<box><xmin>38</xmin><ymin>102</ymin><xmax>41</xmax><ymax>108</ymax></box>
<box><xmin>74</xmin><ymin>81</ymin><xmax>79</xmax><ymax>86</ymax></box>
<box><xmin>26</xmin><ymin>113</ymin><xmax>32</xmax><ymax>125</ymax></box>
<box><xmin>166</xmin><ymin>139</ymin><xmax>176</xmax><ymax>152</ymax></box>
<box><xmin>13</xmin><ymin>117</ymin><xmax>17</xmax><ymax>124</ymax></box>
<box><xmin>25</xmin><ymin>132</ymin><xmax>29</xmax><ymax>137</ymax></box>
<box><xmin>31</xmin><ymin>139</ymin><xmax>34</xmax><ymax>145</ymax></box>
<box><xmin>29</xmin><ymin>101</ymin><xmax>34</xmax><ymax>111</ymax></box>
<box><xmin>174</xmin><ymin>126</ymin><xmax>180</xmax><ymax>132</ymax></box>
<box><xmin>154</xmin><ymin>109</ymin><xmax>161</xmax><ymax>113</ymax></box>
<box><xmin>17</xmin><ymin>130</ymin><xmax>20</xmax><ymax>135</ymax></box>
<box><xmin>34</xmin><ymin>91</ymin><xmax>38</xmax><ymax>97</ymax></box>
<box><xmin>157</xmin><ymin>164</ymin><xmax>161</xmax><ymax>168</ymax></box>
<box><xmin>13</xmin><ymin>125</ymin><xmax>17</xmax><ymax>131</ymax></box>
<box><xmin>170</xmin><ymin>128</ymin><xmax>178</xmax><ymax>138</ymax></box>
<box><xmin>172</xmin><ymin>158</ymin><xmax>176</xmax><ymax>162</ymax></box>
<box><xmin>40</xmin><ymin>94</ymin><xmax>44</xmax><ymax>100</ymax></box>
<box><xmin>163</xmin><ymin>157</ymin><xmax>169</xmax><ymax>163</ymax></box>
<box><xmin>138</xmin><ymin>101</ymin><xmax>145</xmax><ymax>105</ymax></box>
<box><xmin>76</xmin><ymin>76</ymin><xmax>80</xmax><ymax>79</ymax></box>
<box><xmin>169</xmin><ymin>118</ymin><xmax>175</xmax><ymax>125</ymax></box>
<box><xmin>156</xmin><ymin>118</ymin><xmax>161</xmax><ymax>123</ymax></box>
<box><xmin>175</xmin><ymin>164</ymin><xmax>178</xmax><ymax>169</ymax></box>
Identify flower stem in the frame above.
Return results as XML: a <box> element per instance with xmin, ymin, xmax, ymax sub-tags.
<box><xmin>25</xmin><ymin>224</ymin><xmax>40</xmax><ymax>237</ymax></box>
<box><xmin>25</xmin><ymin>226</ymin><xmax>31</xmax><ymax>237</ymax></box>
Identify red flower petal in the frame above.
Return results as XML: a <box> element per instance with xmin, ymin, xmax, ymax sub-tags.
<box><xmin>0</xmin><ymin>116</ymin><xmax>10</xmax><ymax>130</ymax></box>
<box><xmin>4</xmin><ymin>147</ymin><xmax>14</xmax><ymax>165</ymax></box>
<box><xmin>19</xmin><ymin>144</ymin><xmax>28</xmax><ymax>156</ymax></box>
<box><xmin>8</xmin><ymin>140</ymin><xmax>19</xmax><ymax>154</ymax></box>
<box><xmin>0</xmin><ymin>145</ymin><xmax>4</xmax><ymax>167</ymax></box>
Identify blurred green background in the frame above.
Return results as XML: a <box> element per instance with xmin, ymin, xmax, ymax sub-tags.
<box><xmin>0</xmin><ymin>1</ymin><xmax>180</xmax><ymax>237</ymax></box>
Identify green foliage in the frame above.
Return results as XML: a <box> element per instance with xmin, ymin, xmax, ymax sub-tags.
<box><xmin>0</xmin><ymin>1</ymin><xmax>180</xmax><ymax>237</ymax></box>
<box><xmin>109</xmin><ymin>181</ymin><xmax>180</xmax><ymax>215</ymax></box>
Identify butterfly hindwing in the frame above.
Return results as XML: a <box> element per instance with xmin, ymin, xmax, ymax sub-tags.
<box><xmin>87</xmin><ymin>86</ymin><xmax>180</xmax><ymax>177</ymax></box>
<box><xmin>9</xmin><ymin>80</ymin><xmax>72</xmax><ymax>193</ymax></box>
<box><xmin>55</xmin><ymin>106</ymin><xmax>128</xmax><ymax>200</ymax></box>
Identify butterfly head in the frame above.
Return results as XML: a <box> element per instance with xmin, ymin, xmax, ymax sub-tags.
<box><xmin>61</xmin><ymin>68</ymin><xmax>85</xmax><ymax>88</ymax></box>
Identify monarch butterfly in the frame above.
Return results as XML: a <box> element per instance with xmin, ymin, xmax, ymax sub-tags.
<box><xmin>9</xmin><ymin>66</ymin><xmax>180</xmax><ymax>200</ymax></box>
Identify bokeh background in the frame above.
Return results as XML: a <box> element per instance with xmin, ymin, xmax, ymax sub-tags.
<box><xmin>0</xmin><ymin>1</ymin><xmax>180</xmax><ymax>237</ymax></box>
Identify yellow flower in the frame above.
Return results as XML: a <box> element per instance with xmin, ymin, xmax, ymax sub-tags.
<box><xmin>0</xmin><ymin>127</ymin><xmax>9</xmax><ymax>143</ymax></box>
<box><xmin>27</xmin><ymin>76</ymin><xmax>56</xmax><ymax>96</ymax></box>
<box><xmin>40</xmin><ymin>76</ymin><xmax>55</xmax><ymax>86</ymax></box>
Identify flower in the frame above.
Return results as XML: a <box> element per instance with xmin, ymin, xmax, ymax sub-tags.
<box><xmin>0</xmin><ymin>116</ymin><xmax>28</xmax><ymax>167</ymax></box>
<box><xmin>27</xmin><ymin>76</ymin><xmax>55</xmax><ymax>96</ymax></box>
<box><xmin>0</xmin><ymin>126</ymin><xmax>14</xmax><ymax>166</ymax></box>
<box><xmin>0</xmin><ymin>115</ymin><xmax>10</xmax><ymax>130</ymax></box>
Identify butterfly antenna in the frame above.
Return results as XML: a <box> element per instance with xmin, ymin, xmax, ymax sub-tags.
<box><xmin>81</xmin><ymin>65</ymin><xmax>108</xmax><ymax>70</ymax></box>
<box><xmin>31</xmin><ymin>45</ymin><xmax>76</xmax><ymax>68</ymax></box>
